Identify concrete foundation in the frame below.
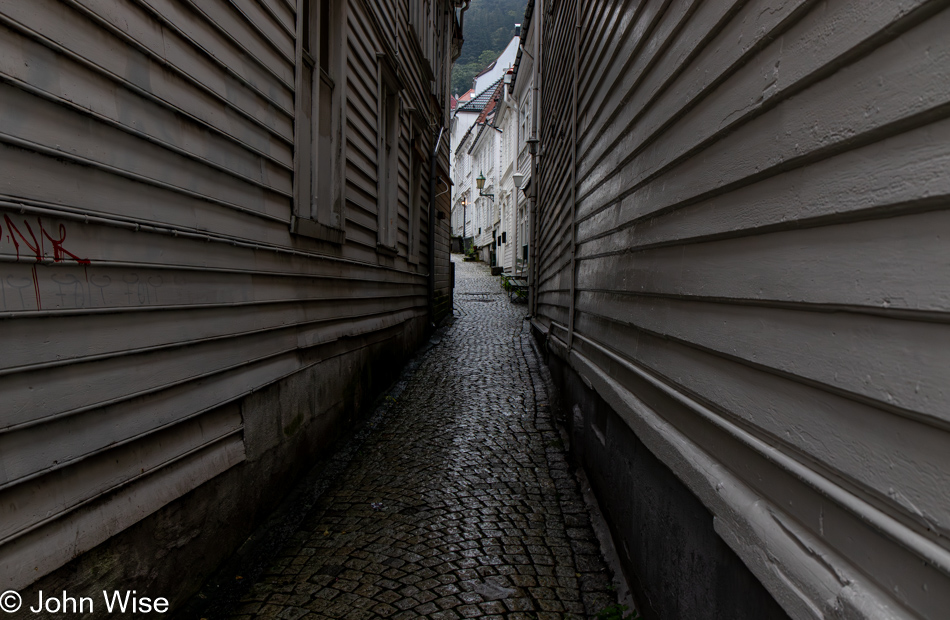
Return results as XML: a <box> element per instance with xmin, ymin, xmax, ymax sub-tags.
<box><xmin>541</xmin><ymin>339</ymin><xmax>792</xmax><ymax>620</ymax></box>
<box><xmin>21</xmin><ymin>318</ymin><xmax>428</xmax><ymax>617</ymax></box>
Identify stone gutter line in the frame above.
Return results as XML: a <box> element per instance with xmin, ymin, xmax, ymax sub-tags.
<box><xmin>522</xmin><ymin>325</ymin><xmax>639</xmax><ymax>616</ymax></box>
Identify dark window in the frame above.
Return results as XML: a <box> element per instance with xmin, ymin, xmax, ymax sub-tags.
<box><xmin>408</xmin><ymin>127</ymin><xmax>425</xmax><ymax>263</ymax></box>
<box><xmin>294</xmin><ymin>0</ymin><xmax>344</xmax><ymax>243</ymax></box>
<box><xmin>377</xmin><ymin>55</ymin><xmax>401</xmax><ymax>252</ymax></box>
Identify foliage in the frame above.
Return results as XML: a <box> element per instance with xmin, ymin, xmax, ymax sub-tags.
<box><xmin>596</xmin><ymin>604</ymin><xmax>641</xmax><ymax>620</ymax></box>
<box><xmin>500</xmin><ymin>273</ymin><xmax>527</xmax><ymax>302</ymax></box>
<box><xmin>452</xmin><ymin>0</ymin><xmax>527</xmax><ymax>95</ymax></box>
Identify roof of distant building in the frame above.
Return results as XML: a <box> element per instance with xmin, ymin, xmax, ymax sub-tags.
<box><xmin>463</xmin><ymin>81</ymin><xmax>506</xmax><ymax>155</ymax></box>
<box><xmin>475</xmin><ymin>80</ymin><xmax>505</xmax><ymax>124</ymax></box>
<box><xmin>456</xmin><ymin>78</ymin><xmax>503</xmax><ymax>113</ymax></box>
<box><xmin>472</xmin><ymin>34</ymin><xmax>520</xmax><ymax>95</ymax></box>
<box><xmin>510</xmin><ymin>0</ymin><xmax>536</xmax><ymax>94</ymax></box>
<box><xmin>474</xmin><ymin>60</ymin><xmax>497</xmax><ymax>79</ymax></box>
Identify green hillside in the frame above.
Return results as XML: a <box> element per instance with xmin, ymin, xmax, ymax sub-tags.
<box><xmin>452</xmin><ymin>0</ymin><xmax>528</xmax><ymax>96</ymax></box>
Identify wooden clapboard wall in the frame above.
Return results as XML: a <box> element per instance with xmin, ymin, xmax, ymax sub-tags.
<box><xmin>534</xmin><ymin>0</ymin><xmax>950</xmax><ymax>618</ymax></box>
<box><xmin>0</xmin><ymin>0</ymin><xmax>452</xmax><ymax>592</ymax></box>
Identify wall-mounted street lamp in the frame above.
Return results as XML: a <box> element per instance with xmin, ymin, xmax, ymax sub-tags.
<box><xmin>513</xmin><ymin>171</ymin><xmax>530</xmax><ymax>199</ymax></box>
<box><xmin>476</xmin><ymin>173</ymin><xmax>494</xmax><ymax>201</ymax></box>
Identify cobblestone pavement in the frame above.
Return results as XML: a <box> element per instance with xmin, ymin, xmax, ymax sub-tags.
<box><xmin>229</xmin><ymin>256</ymin><xmax>618</xmax><ymax>619</ymax></box>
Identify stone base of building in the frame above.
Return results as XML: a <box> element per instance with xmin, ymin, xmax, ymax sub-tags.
<box><xmin>533</xmin><ymin>325</ymin><xmax>791</xmax><ymax>620</ymax></box>
<box><xmin>22</xmin><ymin>317</ymin><xmax>429</xmax><ymax>615</ymax></box>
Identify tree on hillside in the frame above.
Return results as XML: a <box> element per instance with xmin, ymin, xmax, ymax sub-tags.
<box><xmin>452</xmin><ymin>0</ymin><xmax>526</xmax><ymax>95</ymax></box>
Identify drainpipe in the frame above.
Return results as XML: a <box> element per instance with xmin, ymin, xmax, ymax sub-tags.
<box><xmin>458</xmin><ymin>0</ymin><xmax>471</xmax><ymax>34</ymax></box>
<box><xmin>428</xmin><ymin>125</ymin><xmax>445</xmax><ymax>325</ymax></box>
<box><xmin>527</xmin><ymin>2</ymin><xmax>542</xmax><ymax>317</ymax></box>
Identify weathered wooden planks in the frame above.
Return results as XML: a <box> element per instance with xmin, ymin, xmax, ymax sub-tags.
<box><xmin>0</xmin><ymin>0</ymin><xmax>455</xmax><ymax>594</ymax></box>
<box><xmin>534</xmin><ymin>0</ymin><xmax>950</xmax><ymax>617</ymax></box>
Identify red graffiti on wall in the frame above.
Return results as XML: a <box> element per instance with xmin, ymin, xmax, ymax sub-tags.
<box><xmin>2</xmin><ymin>215</ymin><xmax>90</xmax><ymax>265</ymax></box>
<box><xmin>1</xmin><ymin>215</ymin><xmax>91</xmax><ymax>310</ymax></box>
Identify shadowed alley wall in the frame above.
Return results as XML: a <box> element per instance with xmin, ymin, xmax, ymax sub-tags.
<box><xmin>0</xmin><ymin>0</ymin><xmax>458</xmax><ymax>607</ymax></box>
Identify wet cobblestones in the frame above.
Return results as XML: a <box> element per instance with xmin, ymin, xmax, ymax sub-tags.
<box><xmin>230</xmin><ymin>257</ymin><xmax>617</xmax><ymax>619</ymax></box>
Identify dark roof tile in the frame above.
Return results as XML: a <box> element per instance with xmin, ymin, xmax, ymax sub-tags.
<box><xmin>456</xmin><ymin>78</ymin><xmax>504</xmax><ymax>113</ymax></box>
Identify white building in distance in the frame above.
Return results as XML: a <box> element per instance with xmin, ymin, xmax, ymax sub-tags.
<box><xmin>450</xmin><ymin>31</ymin><xmax>523</xmax><ymax>267</ymax></box>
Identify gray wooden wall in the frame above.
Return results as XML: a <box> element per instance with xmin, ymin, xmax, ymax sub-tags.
<box><xmin>533</xmin><ymin>1</ymin><xmax>950</xmax><ymax>618</ymax></box>
<box><xmin>0</xmin><ymin>0</ymin><xmax>453</xmax><ymax>595</ymax></box>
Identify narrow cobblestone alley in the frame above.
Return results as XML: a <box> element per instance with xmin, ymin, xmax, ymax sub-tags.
<box><xmin>224</xmin><ymin>256</ymin><xmax>620</xmax><ymax>619</ymax></box>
